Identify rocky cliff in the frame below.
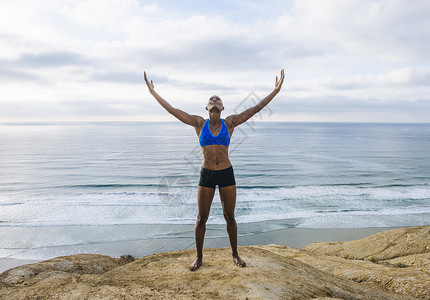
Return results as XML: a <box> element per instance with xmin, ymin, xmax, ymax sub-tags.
<box><xmin>1</xmin><ymin>226</ymin><xmax>429</xmax><ymax>299</ymax></box>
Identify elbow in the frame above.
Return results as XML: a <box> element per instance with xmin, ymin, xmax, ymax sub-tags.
<box><xmin>164</xmin><ymin>105</ymin><xmax>176</xmax><ymax>114</ymax></box>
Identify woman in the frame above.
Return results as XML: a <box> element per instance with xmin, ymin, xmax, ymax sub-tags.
<box><xmin>144</xmin><ymin>70</ymin><xmax>285</xmax><ymax>271</ymax></box>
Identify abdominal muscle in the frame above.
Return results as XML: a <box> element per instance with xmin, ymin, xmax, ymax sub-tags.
<box><xmin>201</xmin><ymin>145</ymin><xmax>231</xmax><ymax>170</ymax></box>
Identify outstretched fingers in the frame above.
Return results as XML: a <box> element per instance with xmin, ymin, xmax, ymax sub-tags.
<box><xmin>144</xmin><ymin>71</ymin><xmax>149</xmax><ymax>85</ymax></box>
<box><xmin>144</xmin><ymin>71</ymin><xmax>155</xmax><ymax>91</ymax></box>
<box><xmin>275</xmin><ymin>69</ymin><xmax>285</xmax><ymax>91</ymax></box>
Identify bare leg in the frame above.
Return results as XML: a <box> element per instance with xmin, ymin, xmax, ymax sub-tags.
<box><xmin>189</xmin><ymin>186</ymin><xmax>215</xmax><ymax>271</ymax></box>
<box><xmin>219</xmin><ymin>185</ymin><xmax>246</xmax><ymax>267</ymax></box>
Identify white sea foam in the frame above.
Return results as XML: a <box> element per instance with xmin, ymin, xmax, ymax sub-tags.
<box><xmin>1</xmin><ymin>185</ymin><xmax>429</xmax><ymax>228</ymax></box>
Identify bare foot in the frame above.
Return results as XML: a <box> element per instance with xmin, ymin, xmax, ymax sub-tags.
<box><xmin>233</xmin><ymin>254</ymin><xmax>246</xmax><ymax>267</ymax></box>
<box><xmin>189</xmin><ymin>257</ymin><xmax>202</xmax><ymax>271</ymax></box>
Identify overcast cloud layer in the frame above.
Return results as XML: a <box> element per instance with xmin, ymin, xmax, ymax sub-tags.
<box><xmin>1</xmin><ymin>0</ymin><xmax>429</xmax><ymax>122</ymax></box>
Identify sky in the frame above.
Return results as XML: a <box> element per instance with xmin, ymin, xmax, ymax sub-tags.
<box><xmin>0</xmin><ymin>0</ymin><xmax>429</xmax><ymax>123</ymax></box>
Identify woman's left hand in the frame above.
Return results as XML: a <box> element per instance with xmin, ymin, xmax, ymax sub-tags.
<box><xmin>275</xmin><ymin>69</ymin><xmax>285</xmax><ymax>92</ymax></box>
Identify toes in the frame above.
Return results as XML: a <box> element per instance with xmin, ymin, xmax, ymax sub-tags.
<box><xmin>233</xmin><ymin>256</ymin><xmax>246</xmax><ymax>267</ymax></box>
<box><xmin>189</xmin><ymin>259</ymin><xmax>202</xmax><ymax>271</ymax></box>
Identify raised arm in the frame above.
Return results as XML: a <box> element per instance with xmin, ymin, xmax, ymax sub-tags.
<box><xmin>144</xmin><ymin>71</ymin><xmax>203</xmax><ymax>128</ymax></box>
<box><xmin>226</xmin><ymin>69</ymin><xmax>285</xmax><ymax>128</ymax></box>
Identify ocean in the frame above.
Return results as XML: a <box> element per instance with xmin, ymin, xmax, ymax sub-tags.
<box><xmin>1</xmin><ymin>122</ymin><xmax>430</xmax><ymax>260</ymax></box>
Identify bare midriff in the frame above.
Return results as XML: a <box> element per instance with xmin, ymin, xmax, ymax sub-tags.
<box><xmin>201</xmin><ymin>144</ymin><xmax>231</xmax><ymax>170</ymax></box>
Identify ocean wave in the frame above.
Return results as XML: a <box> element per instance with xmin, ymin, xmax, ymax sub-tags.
<box><xmin>54</xmin><ymin>183</ymin><xmax>161</xmax><ymax>189</ymax></box>
<box><xmin>0</xmin><ymin>184</ymin><xmax>429</xmax><ymax>228</ymax></box>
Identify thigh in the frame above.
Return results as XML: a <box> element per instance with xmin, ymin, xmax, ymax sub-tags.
<box><xmin>219</xmin><ymin>185</ymin><xmax>237</xmax><ymax>214</ymax></box>
<box><xmin>197</xmin><ymin>186</ymin><xmax>216</xmax><ymax>216</ymax></box>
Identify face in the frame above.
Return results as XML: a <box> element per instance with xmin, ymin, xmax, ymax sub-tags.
<box><xmin>206</xmin><ymin>95</ymin><xmax>224</xmax><ymax>112</ymax></box>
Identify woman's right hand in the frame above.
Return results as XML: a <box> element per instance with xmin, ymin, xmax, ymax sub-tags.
<box><xmin>144</xmin><ymin>71</ymin><xmax>155</xmax><ymax>93</ymax></box>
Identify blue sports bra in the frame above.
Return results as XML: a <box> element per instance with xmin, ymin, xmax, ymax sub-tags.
<box><xmin>199</xmin><ymin>119</ymin><xmax>230</xmax><ymax>147</ymax></box>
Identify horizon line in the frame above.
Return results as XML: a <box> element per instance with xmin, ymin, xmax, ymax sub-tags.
<box><xmin>1</xmin><ymin>120</ymin><xmax>429</xmax><ymax>125</ymax></box>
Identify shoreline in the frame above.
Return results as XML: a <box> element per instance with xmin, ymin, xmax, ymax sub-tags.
<box><xmin>0</xmin><ymin>224</ymin><xmax>399</xmax><ymax>273</ymax></box>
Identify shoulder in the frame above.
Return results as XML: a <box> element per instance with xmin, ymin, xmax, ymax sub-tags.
<box><xmin>224</xmin><ymin>115</ymin><xmax>239</xmax><ymax>129</ymax></box>
<box><xmin>191</xmin><ymin>115</ymin><xmax>206</xmax><ymax>129</ymax></box>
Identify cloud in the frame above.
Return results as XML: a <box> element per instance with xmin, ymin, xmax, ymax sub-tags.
<box><xmin>284</xmin><ymin>67</ymin><xmax>430</xmax><ymax>97</ymax></box>
<box><xmin>91</xmin><ymin>71</ymin><xmax>143</xmax><ymax>84</ymax></box>
<box><xmin>12</xmin><ymin>51</ymin><xmax>91</xmax><ymax>68</ymax></box>
<box><xmin>61</xmin><ymin>0</ymin><xmax>152</xmax><ymax>29</ymax></box>
<box><xmin>382</xmin><ymin>68</ymin><xmax>430</xmax><ymax>86</ymax></box>
<box><xmin>0</xmin><ymin>0</ymin><xmax>429</xmax><ymax>122</ymax></box>
<box><xmin>0</xmin><ymin>69</ymin><xmax>40</xmax><ymax>81</ymax></box>
<box><xmin>276</xmin><ymin>0</ymin><xmax>430</xmax><ymax>61</ymax></box>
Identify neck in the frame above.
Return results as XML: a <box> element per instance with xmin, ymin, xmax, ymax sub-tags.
<box><xmin>208</xmin><ymin>112</ymin><xmax>221</xmax><ymax>123</ymax></box>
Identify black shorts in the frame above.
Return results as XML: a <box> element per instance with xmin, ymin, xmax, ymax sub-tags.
<box><xmin>198</xmin><ymin>166</ymin><xmax>236</xmax><ymax>189</ymax></box>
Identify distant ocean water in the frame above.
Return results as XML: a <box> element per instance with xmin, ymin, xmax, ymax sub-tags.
<box><xmin>1</xmin><ymin>122</ymin><xmax>430</xmax><ymax>228</ymax></box>
<box><xmin>1</xmin><ymin>122</ymin><xmax>430</xmax><ymax>260</ymax></box>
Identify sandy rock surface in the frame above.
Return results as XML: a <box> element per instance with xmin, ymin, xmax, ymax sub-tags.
<box><xmin>304</xmin><ymin>226</ymin><xmax>430</xmax><ymax>262</ymax></box>
<box><xmin>302</xmin><ymin>226</ymin><xmax>430</xmax><ymax>299</ymax></box>
<box><xmin>1</xmin><ymin>226</ymin><xmax>429</xmax><ymax>299</ymax></box>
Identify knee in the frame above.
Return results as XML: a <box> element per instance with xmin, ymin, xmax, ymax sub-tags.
<box><xmin>223</xmin><ymin>211</ymin><xmax>235</xmax><ymax>223</ymax></box>
<box><xmin>196</xmin><ymin>214</ymin><xmax>208</xmax><ymax>227</ymax></box>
